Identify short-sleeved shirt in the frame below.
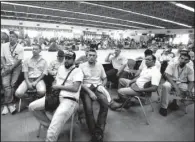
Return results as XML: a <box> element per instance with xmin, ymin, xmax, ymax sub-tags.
<box><xmin>55</xmin><ymin>65</ymin><xmax>83</xmax><ymax>100</ymax></box>
<box><xmin>110</xmin><ymin>55</ymin><xmax>127</xmax><ymax>70</ymax></box>
<box><xmin>79</xmin><ymin>62</ymin><xmax>106</xmax><ymax>87</ymax></box>
<box><xmin>139</xmin><ymin>59</ymin><xmax>161</xmax><ymax>71</ymax></box>
<box><xmin>165</xmin><ymin>62</ymin><xmax>194</xmax><ymax>83</ymax></box>
<box><xmin>23</xmin><ymin>56</ymin><xmax>48</xmax><ymax>78</ymax></box>
<box><xmin>48</xmin><ymin>60</ymin><xmax>64</xmax><ymax>76</ymax></box>
<box><xmin>136</xmin><ymin>66</ymin><xmax>161</xmax><ymax>89</ymax></box>
<box><xmin>1</xmin><ymin>42</ymin><xmax>24</xmax><ymax>66</ymax></box>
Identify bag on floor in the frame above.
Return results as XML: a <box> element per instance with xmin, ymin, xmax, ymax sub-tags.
<box><xmin>45</xmin><ymin>67</ymin><xmax>76</xmax><ymax>112</ymax></box>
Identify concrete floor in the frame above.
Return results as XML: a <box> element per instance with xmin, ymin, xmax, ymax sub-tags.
<box><xmin>1</xmin><ymin>88</ymin><xmax>194</xmax><ymax>141</ymax></box>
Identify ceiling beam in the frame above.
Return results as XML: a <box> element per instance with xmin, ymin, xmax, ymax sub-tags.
<box><xmin>1</xmin><ymin>2</ymin><xmax>164</xmax><ymax>29</ymax></box>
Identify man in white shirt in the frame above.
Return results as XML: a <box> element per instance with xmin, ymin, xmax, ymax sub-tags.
<box><xmin>110</xmin><ymin>55</ymin><xmax>161</xmax><ymax>110</ymax></box>
<box><xmin>1</xmin><ymin>31</ymin><xmax>24</xmax><ymax>115</ymax></box>
<box><xmin>80</xmin><ymin>49</ymin><xmax>109</xmax><ymax>142</ymax></box>
<box><xmin>29</xmin><ymin>51</ymin><xmax>83</xmax><ymax>142</ymax></box>
<box><xmin>105</xmin><ymin>46</ymin><xmax>127</xmax><ymax>87</ymax></box>
<box><xmin>159</xmin><ymin>53</ymin><xmax>194</xmax><ymax>116</ymax></box>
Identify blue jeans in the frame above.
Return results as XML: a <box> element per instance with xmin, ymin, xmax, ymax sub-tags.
<box><xmin>80</xmin><ymin>87</ymin><xmax>108</xmax><ymax>134</ymax></box>
<box><xmin>1</xmin><ymin>65</ymin><xmax>22</xmax><ymax>104</ymax></box>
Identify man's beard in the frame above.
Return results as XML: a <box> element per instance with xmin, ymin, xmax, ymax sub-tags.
<box><xmin>65</xmin><ymin>63</ymin><xmax>73</xmax><ymax>69</ymax></box>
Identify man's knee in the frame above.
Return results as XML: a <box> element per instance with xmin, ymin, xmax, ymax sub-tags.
<box><xmin>162</xmin><ymin>82</ymin><xmax>171</xmax><ymax>89</ymax></box>
<box><xmin>37</xmin><ymin>89</ymin><xmax>46</xmax><ymax>97</ymax></box>
<box><xmin>29</xmin><ymin>101</ymin><xmax>38</xmax><ymax>111</ymax></box>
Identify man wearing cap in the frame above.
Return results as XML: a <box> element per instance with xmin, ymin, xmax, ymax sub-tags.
<box><xmin>15</xmin><ymin>44</ymin><xmax>48</xmax><ymax>101</ymax></box>
<box><xmin>29</xmin><ymin>50</ymin><xmax>83</xmax><ymax>142</ymax></box>
<box><xmin>48</xmin><ymin>50</ymin><xmax>65</xmax><ymax>78</ymax></box>
<box><xmin>80</xmin><ymin>49</ymin><xmax>109</xmax><ymax>142</ymax></box>
<box><xmin>1</xmin><ymin>31</ymin><xmax>24</xmax><ymax>115</ymax></box>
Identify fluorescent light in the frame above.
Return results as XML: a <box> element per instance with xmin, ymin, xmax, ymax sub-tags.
<box><xmin>176</xmin><ymin>3</ymin><xmax>194</xmax><ymax>12</ymax></box>
<box><xmin>81</xmin><ymin>1</ymin><xmax>192</xmax><ymax>28</ymax></box>
<box><xmin>1</xmin><ymin>2</ymin><xmax>162</xmax><ymax>29</ymax></box>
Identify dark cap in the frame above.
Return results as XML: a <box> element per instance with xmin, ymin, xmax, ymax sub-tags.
<box><xmin>57</xmin><ymin>50</ymin><xmax>65</xmax><ymax>57</ymax></box>
<box><xmin>64</xmin><ymin>50</ymin><xmax>76</xmax><ymax>60</ymax></box>
<box><xmin>9</xmin><ymin>31</ymin><xmax>18</xmax><ymax>38</ymax></box>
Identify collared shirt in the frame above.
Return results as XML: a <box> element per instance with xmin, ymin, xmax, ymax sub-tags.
<box><xmin>23</xmin><ymin>56</ymin><xmax>48</xmax><ymax>78</ymax></box>
<box><xmin>48</xmin><ymin>60</ymin><xmax>64</xmax><ymax>77</ymax></box>
<box><xmin>1</xmin><ymin>42</ymin><xmax>24</xmax><ymax>66</ymax></box>
<box><xmin>136</xmin><ymin>66</ymin><xmax>161</xmax><ymax>89</ymax></box>
<box><xmin>79</xmin><ymin>62</ymin><xmax>107</xmax><ymax>87</ymax></box>
<box><xmin>165</xmin><ymin>62</ymin><xmax>194</xmax><ymax>83</ymax></box>
<box><xmin>110</xmin><ymin>55</ymin><xmax>127</xmax><ymax>70</ymax></box>
<box><xmin>139</xmin><ymin>59</ymin><xmax>161</xmax><ymax>71</ymax></box>
<box><xmin>55</xmin><ymin>65</ymin><xmax>83</xmax><ymax>100</ymax></box>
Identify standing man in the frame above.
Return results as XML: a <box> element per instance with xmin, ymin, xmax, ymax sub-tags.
<box><xmin>15</xmin><ymin>44</ymin><xmax>48</xmax><ymax>99</ymax></box>
<box><xmin>80</xmin><ymin>49</ymin><xmax>109</xmax><ymax>142</ymax></box>
<box><xmin>29</xmin><ymin>51</ymin><xmax>83</xmax><ymax>142</ymax></box>
<box><xmin>105</xmin><ymin>46</ymin><xmax>127</xmax><ymax>87</ymax></box>
<box><xmin>159</xmin><ymin>54</ymin><xmax>194</xmax><ymax>116</ymax></box>
<box><xmin>1</xmin><ymin>31</ymin><xmax>24</xmax><ymax>115</ymax></box>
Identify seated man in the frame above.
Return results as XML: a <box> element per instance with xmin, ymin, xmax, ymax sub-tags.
<box><xmin>105</xmin><ymin>46</ymin><xmax>127</xmax><ymax>87</ymax></box>
<box><xmin>46</xmin><ymin>50</ymin><xmax>65</xmax><ymax>91</ymax></box>
<box><xmin>79</xmin><ymin>49</ymin><xmax>109</xmax><ymax>142</ymax></box>
<box><xmin>118</xmin><ymin>59</ymin><xmax>137</xmax><ymax>80</ymax></box>
<box><xmin>15</xmin><ymin>44</ymin><xmax>48</xmax><ymax>99</ymax></box>
<box><xmin>110</xmin><ymin>55</ymin><xmax>161</xmax><ymax>110</ymax></box>
<box><xmin>75</xmin><ymin>49</ymin><xmax>89</xmax><ymax>66</ymax></box>
<box><xmin>29</xmin><ymin>51</ymin><xmax>83</xmax><ymax>142</ymax></box>
<box><xmin>159</xmin><ymin>53</ymin><xmax>194</xmax><ymax>116</ymax></box>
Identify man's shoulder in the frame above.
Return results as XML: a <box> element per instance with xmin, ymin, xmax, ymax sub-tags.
<box><xmin>1</xmin><ymin>42</ymin><xmax>9</xmax><ymax>49</ymax></box>
<box><xmin>79</xmin><ymin>62</ymin><xmax>88</xmax><ymax>68</ymax></box>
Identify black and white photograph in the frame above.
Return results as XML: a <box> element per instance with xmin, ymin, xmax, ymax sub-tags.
<box><xmin>1</xmin><ymin>1</ymin><xmax>194</xmax><ymax>141</ymax></box>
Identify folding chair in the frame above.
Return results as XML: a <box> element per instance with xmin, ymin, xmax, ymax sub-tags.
<box><xmin>119</xmin><ymin>92</ymin><xmax>154</xmax><ymax>125</ymax></box>
<box><xmin>18</xmin><ymin>89</ymin><xmax>38</xmax><ymax>112</ymax></box>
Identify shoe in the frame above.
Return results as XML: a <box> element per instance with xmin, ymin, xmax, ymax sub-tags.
<box><xmin>8</xmin><ymin>104</ymin><xmax>17</xmax><ymax>114</ymax></box>
<box><xmin>109</xmin><ymin>102</ymin><xmax>122</xmax><ymax>110</ymax></box>
<box><xmin>168</xmin><ymin>100</ymin><xmax>179</xmax><ymax>111</ymax></box>
<box><xmin>1</xmin><ymin>106</ymin><xmax>9</xmax><ymax>115</ymax></box>
<box><xmin>159</xmin><ymin>107</ymin><xmax>167</xmax><ymax>116</ymax></box>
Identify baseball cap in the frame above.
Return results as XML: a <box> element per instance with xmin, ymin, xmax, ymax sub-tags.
<box><xmin>57</xmin><ymin>50</ymin><xmax>65</xmax><ymax>57</ymax></box>
<box><xmin>64</xmin><ymin>50</ymin><xmax>76</xmax><ymax>60</ymax></box>
<box><xmin>9</xmin><ymin>31</ymin><xmax>18</xmax><ymax>38</ymax></box>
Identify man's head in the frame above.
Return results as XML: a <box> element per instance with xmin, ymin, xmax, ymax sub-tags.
<box><xmin>9</xmin><ymin>31</ymin><xmax>18</xmax><ymax>45</ymax></box>
<box><xmin>145</xmin><ymin>55</ymin><xmax>156</xmax><ymax>68</ymax></box>
<box><xmin>144</xmin><ymin>49</ymin><xmax>153</xmax><ymax>57</ymax></box>
<box><xmin>57</xmin><ymin>50</ymin><xmax>65</xmax><ymax>63</ymax></box>
<box><xmin>87</xmin><ymin>49</ymin><xmax>97</xmax><ymax>64</ymax></box>
<box><xmin>179</xmin><ymin>53</ymin><xmax>191</xmax><ymax>67</ymax></box>
<box><xmin>114</xmin><ymin>46</ymin><xmax>122</xmax><ymax>57</ymax></box>
<box><xmin>32</xmin><ymin>44</ymin><xmax>42</xmax><ymax>56</ymax></box>
<box><xmin>64</xmin><ymin>50</ymin><xmax>76</xmax><ymax>69</ymax></box>
<box><xmin>151</xmin><ymin>45</ymin><xmax>158</xmax><ymax>54</ymax></box>
<box><xmin>189</xmin><ymin>51</ymin><xmax>194</xmax><ymax>61</ymax></box>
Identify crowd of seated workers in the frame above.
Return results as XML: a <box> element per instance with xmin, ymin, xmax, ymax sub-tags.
<box><xmin>1</xmin><ymin>31</ymin><xmax>194</xmax><ymax>142</ymax></box>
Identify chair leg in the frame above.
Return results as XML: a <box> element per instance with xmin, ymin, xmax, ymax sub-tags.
<box><xmin>119</xmin><ymin>97</ymin><xmax>132</xmax><ymax>112</ymax></box>
<box><xmin>135</xmin><ymin>96</ymin><xmax>149</xmax><ymax>125</ymax></box>
<box><xmin>18</xmin><ymin>99</ymin><xmax>22</xmax><ymax>112</ymax></box>
<box><xmin>70</xmin><ymin>113</ymin><xmax>75</xmax><ymax>142</ymax></box>
<box><xmin>148</xmin><ymin>98</ymin><xmax>154</xmax><ymax>112</ymax></box>
<box><xmin>37</xmin><ymin>123</ymin><xmax>42</xmax><ymax>138</ymax></box>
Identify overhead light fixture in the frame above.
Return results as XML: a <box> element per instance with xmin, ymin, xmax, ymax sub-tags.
<box><xmin>170</xmin><ymin>2</ymin><xmax>194</xmax><ymax>12</ymax></box>
<box><xmin>80</xmin><ymin>1</ymin><xmax>192</xmax><ymax>28</ymax></box>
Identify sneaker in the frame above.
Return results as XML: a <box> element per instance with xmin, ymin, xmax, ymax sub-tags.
<box><xmin>1</xmin><ymin>106</ymin><xmax>9</xmax><ymax>115</ymax></box>
<box><xmin>8</xmin><ymin>104</ymin><xmax>17</xmax><ymax>114</ymax></box>
<box><xmin>159</xmin><ymin>107</ymin><xmax>167</xmax><ymax>116</ymax></box>
<box><xmin>168</xmin><ymin>100</ymin><xmax>179</xmax><ymax>111</ymax></box>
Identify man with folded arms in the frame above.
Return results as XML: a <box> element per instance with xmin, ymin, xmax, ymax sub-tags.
<box><xmin>29</xmin><ymin>51</ymin><xmax>83</xmax><ymax>142</ymax></box>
